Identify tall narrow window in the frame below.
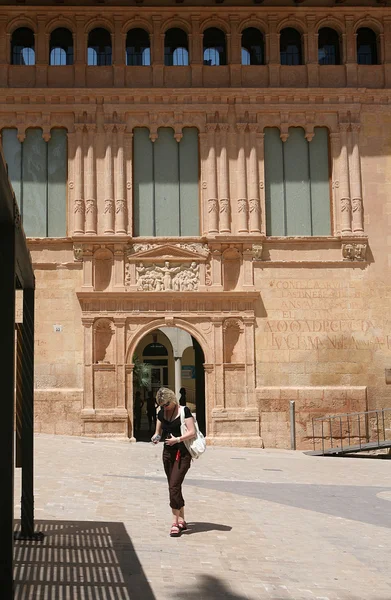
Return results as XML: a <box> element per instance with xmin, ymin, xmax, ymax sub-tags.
<box><xmin>11</xmin><ymin>27</ymin><xmax>35</xmax><ymax>65</ymax></box>
<box><xmin>318</xmin><ymin>28</ymin><xmax>340</xmax><ymax>65</ymax></box>
<box><xmin>126</xmin><ymin>28</ymin><xmax>150</xmax><ymax>66</ymax></box>
<box><xmin>203</xmin><ymin>28</ymin><xmax>226</xmax><ymax>66</ymax></box>
<box><xmin>264</xmin><ymin>127</ymin><xmax>330</xmax><ymax>236</ymax></box>
<box><xmin>280</xmin><ymin>28</ymin><xmax>302</xmax><ymax>66</ymax></box>
<box><xmin>49</xmin><ymin>28</ymin><xmax>74</xmax><ymax>65</ymax></box>
<box><xmin>241</xmin><ymin>27</ymin><xmax>264</xmax><ymax>65</ymax></box>
<box><xmin>165</xmin><ymin>28</ymin><xmax>189</xmax><ymax>66</ymax></box>
<box><xmin>2</xmin><ymin>128</ymin><xmax>67</xmax><ymax>237</ymax></box>
<box><xmin>357</xmin><ymin>28</ymin><xmax>378</xmax><ymax>65</ymax></box>
<box><xmin>133</xmin><ymin>127</ymin><xmax>199</xmax><ymax>237</ymax></box>
<box><xmin>87</xmin><ymin>28</ymin><xmax>112</xmax><ymax>66</ymax></box>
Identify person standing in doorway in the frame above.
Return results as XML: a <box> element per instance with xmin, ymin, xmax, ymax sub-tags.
<box><xmin>151</xmin><ymin>387</ymin><xmax>195</xmax><ymax>537</ymax></box>
<box><xmin>179</xmin><ymin>387</ymin><xmax>187</xmax><ymax>407</ymax></box>
<box><xmin>133</xmin><ymin>391</ymin><xmax>144</xmax><ymax>434</ymax></box>
<box><xmin>146</xmin><ymin>390</ymin><xmax>157</xmax><ymax>433</ymax></box>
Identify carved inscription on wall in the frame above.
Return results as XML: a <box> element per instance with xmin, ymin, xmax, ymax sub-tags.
<box><xmin>258</xmin><ymin>278</ymin><xmax>389</xmax><ymax>355</ymax></box>
<box><xmin>135</xmin><ymin>261</ymin><xmax>200</xmax><ymax>291</ymax></box>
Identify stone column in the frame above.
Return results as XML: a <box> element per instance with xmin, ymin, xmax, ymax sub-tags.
<box><xmin>115</xmin><ymin>318</ymin><xmax>127</xmax><ymax>410</ymax></box>
<box><xmin>267</xmin><ymin>15</ymin><xmax>280</xmax><ymax>87</ymax></box>
<box><xmin>113</xmin><ymin>16</ymin><xmax>125</xmax><ymax>87</ymax></box>
<box><xmin>190</xmin><ymin>15</ymin><xmax>202</xmax><ymax>86</ymax></box>
<box><xmin>152</xmin><ymin>16</ymin><xmax>163</xmax><ymax>87</ymax></box>
<box><xmin>218</xmin><ymin>124</ymin><xmax>230</xmax><ymax>233</ymax></box>
<box><xmin>211</xmin><ymin>247</ymin><xmax>223</xmax><ymax>289</ymax></box>
<box><xmin>256</xmin><ymin>131</ymin><xmax>266</xmax><ymax>235</ymax></box>
<box><xmin>349</xmin><ymin>124</ymin><xmax>364</xmax><ymax>234</ymax></box>
<box><xmin>104</xmin><ymin>125</ymin><xmax>115</xmax><ymax>234</ymax></box>
<box><xmin>85</xmin><ymin>125</ymin><xmax>97</xmax><ymax>235</ymax></box>
<box><xmin>329</xmin><ymin>132</ymin><xmax>341</xmax><ymax>235</ymax></box>
<box><xmin>345</xmin><ymin>16</ymin><xmax>357</xmax><ymax>87</ymax></box>
<box><xmin>115</xmin><ymin>125</ymin><xmax>127</xmax><ymax>234</ymax></box>
<box><xmin>212</xmin><ymin>318</ymin><xmax>224</xmax><ymax>409</ymax></box>
<box><xmin>243</xmin><ymin>316</ymin><xmax>256</xmax><ymax>407</ymax></box>
<box><xmin>237</xmin><ymin>124</ymin><xmax>248</xmax><ymax>233</ymax></box>
<box><xmin>35</xmin><ymin>15</ymin><xmax>47</xmax><ymax>86</ymax></box>
<box><xmin>73</xmin><ymin>125</ymin><xmax>85</xmax><ymax>235</ymax></box>
<box><xmin>206</xmin><ymin>124</ymin><xmax>219</xmax><ymax>234</ymax></box>
<box><xmin>82</xmin><ymin>318</ymin><xmax>94</xmax><ymax>412</ymax></box>
<box><xmin>248</xmin><ymin>125</ymin><xmax>261</xmax><ymax>234</ymax></box>
<box><xmin>124</xmin><ymin>131</ymin><xmax>133</xmax><ymax>235</ymax></box>
<box><xmin>74</xmin><ymin>15</ymin><xmax>86</xmax><ymax>87</ymax></box>
<box><xmin>306</xmin><ymin>15</ymin><xmax>319</xmax><ymax>87</ymax></box>
<box><xmin>174</xmin><ymin>357</ymin><xmax>182</xmax><ymax>399</ymax></box>
<box><xmin>0</xmin><ymin>17</ymin><xmax>7</xmax><ymax>86</ymax></box>
<box><xmin>339</xmin><ymin>124</ymin><xmax>352</xmax><ymax>234</ymax></box>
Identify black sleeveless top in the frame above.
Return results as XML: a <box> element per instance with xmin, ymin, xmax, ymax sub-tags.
<box><xmin>157</xmin><ymin>406</ymin><xmax>192</xmax><ymax>452</ymax></box>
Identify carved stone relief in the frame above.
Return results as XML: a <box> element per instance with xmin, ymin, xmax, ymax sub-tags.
<box><xmin>135</xmin><ymin>261</ymin><xmax>200</xmax><ymax>291</ymax></box>
<box><xmin>342</xmin><ymin>242</ymin><xmax>367</xmax><ymax>261</ymax></box>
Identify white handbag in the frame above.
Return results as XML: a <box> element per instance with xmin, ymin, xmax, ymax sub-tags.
<box><xmin>179</xmin><ymin>406</ymin><xmax>206</xmax><ymax>459</ymax></box>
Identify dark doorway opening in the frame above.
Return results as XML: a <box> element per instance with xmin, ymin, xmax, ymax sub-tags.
<box><xmin>192</xmin><ymin>336</ymin><xmax>206</xmax><ymax>435</ymax></box>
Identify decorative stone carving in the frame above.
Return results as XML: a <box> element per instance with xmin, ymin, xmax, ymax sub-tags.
<box><xmin>73</xmin><ymin>244</ymin><xmax>84</xmax><ymax>262</ymax></box>
<box><xmin>178</xmin><ymin>243</ymin><xmax>209</xmax><ymax>257</ymax></box>
<box><xmin>74</xmin><ymin>198</ymin><xmax>84</xmax><ymax>214</ymax></box>
<box><xmin>342</xmin><ymin>242</ymin><xmax>367</xmax><ymax>262</ymax></box>
<box><xmin>252</xmin><ymin>244</ymin><xmax>263</xmax><ymax>260</ymax></box>
<box><xmin>104</xmin><ymin>199</ymin><xmax>115</xmax><ymax>214</ymax></box>
<box><xmin>135</xmin><ymin>261</ymin><xmax>200</xmax><ymax>291</ymax></box>
<box><xmin>205</xmin><ymin>262</ymin><xmax>212</xmax><ymax>286</ymax></box>
<box><xmin>85</xmin><ymin>199</ymin><xmax>95</xmax><ymax>214</ymax></box>
<box><xmin>249</xmin><ymin>198</ymin><xmax>260</xmax><ymax>214</ymax></box>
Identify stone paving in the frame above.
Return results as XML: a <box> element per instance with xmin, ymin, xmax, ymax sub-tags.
<box><xmin>13</xmin><ymin>434</ymin><xmax>391</xmax><ymax>600</ymax></box>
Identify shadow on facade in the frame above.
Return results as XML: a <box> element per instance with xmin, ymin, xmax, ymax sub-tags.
<box><xmin>14</xmin><ymin>520</ymin><xmax>155</xmax><ymax>600</ymax></box>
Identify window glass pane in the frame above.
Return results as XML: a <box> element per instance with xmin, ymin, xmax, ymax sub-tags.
<box><xmin>88</xmin><ymin>47</ymin><xmax>97</xmax><ymax>66</ymax></box>
<box><xmin>284</xmin><ymin>128</ymin><xmax>311</xmax><ymax>235</ymax></box>
<box><xmin>309</xmin><ymin>127</ymin><xmax>331</xmax><ymax>235</ymax></box>
<box><xmin>241</xmin><ymin>48</ymin><xmax>250</xmax><ymax>65</ymax></box>
<box><xmin>133</xmin><ymin>128</ymin><xmax>154</xmax><ymax>236</ymax></box>
<box><xmin>22</xmin><ymin>47</ymin><xmax>35</xmax><ymax>66</ymax></box>
<box><xmin>142</xmin><ymin>47</ymin><xmax>151</xmax><ymax>66</ymax></box>
<box><xmin>22</xmin><ymin>129</ymin><xmax>47</xmax><ymax>237</ymax></box>
<box><xmin>204</xmin><ymin>48</ymin><xmax>220</xmax><ymax>66</ymax></box>
<box><xmin>154</xmin><ymin>128</ymin><xmax>180</xmax><ymax>236</ymax></box>
<box><xmin>50</xmin><ymin>47</ymin><xmax>66</xmax><ymax>66</ymax></box>
<box><xmin>265</xmin><ymin>128</ymin><xmax>285</xmax><ymax>236</ymax></box>
<box><xmin>2</xmin><ymin>128</ymin><xmax>22</xmax><ymax>208</ymax></box>
<box><xmin>173</xmin><ymin>47</ymin><xmax>189</xmax><ymax>66</ymax></box>
<box><xmin>48</xmin><ymin>128</ymin><xmax>67</xmax><ymax>237</ymax></box>
<box><xmin>179</xmin><ymin>128</ymin><xmax>199</xmax><ymax>236</ymax></box>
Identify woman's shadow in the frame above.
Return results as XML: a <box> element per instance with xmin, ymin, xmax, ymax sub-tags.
<box><xmin>182</xmin><ymin>522</ymin><xmax>232</xmax><ymax>535</ymax></box>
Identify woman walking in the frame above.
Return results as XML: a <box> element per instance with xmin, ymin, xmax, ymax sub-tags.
<box><xmin>151</xmin><ymin>387</ymin><xmax>195</xmax><ymax>537</ymax></box>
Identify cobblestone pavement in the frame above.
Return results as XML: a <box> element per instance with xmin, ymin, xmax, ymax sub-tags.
<box><xmin>13</xmin><ymin>434</ymin><xmax>391</xmax><ymax>600</ymax></box>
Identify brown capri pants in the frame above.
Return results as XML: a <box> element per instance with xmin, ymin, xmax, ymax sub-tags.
<box><xmin>162</xmin><ymin>446</ymin><xmax>192</xmax><ymax>510</ymax></box>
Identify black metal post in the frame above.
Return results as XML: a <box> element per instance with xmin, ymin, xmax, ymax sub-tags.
<box><xmin>0</xmin><ymin>216</ymin><xmax>16</xmax><ymax>598</ymax></box>
<box><xmin>15</xmin><ymin>289</ymin><xmax>42</xmax><ymax>541</ymax></box>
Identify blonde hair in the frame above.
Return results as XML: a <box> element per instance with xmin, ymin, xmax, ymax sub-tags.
<box><xmin>156</xmin><ymin>387</ymin><xmax>178</xmax><ymax>407</ymax></box>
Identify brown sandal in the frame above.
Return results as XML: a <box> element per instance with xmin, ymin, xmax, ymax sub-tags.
<box><xmin>170</xmin><ymin>523</ymin><xmax>181</xmax><ymax>537</ymax></box>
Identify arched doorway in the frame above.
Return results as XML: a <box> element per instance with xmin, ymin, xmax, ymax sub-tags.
<box><xmin>130</xmin><ymin>326</ymin><xmax>206</xmax><ymax>441</ymax></box>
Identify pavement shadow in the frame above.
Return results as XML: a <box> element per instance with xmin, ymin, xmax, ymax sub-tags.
<box><xmin>14</xmin><ymin>520</ymin><xmax>155</xmax><ymax>600</ymax></box>
<box><xmin>173</xmin><ymin>574</ymin><xmax>249</xmax><ymax>600</ymax></box>
<box><xmin>182</xmin><ymin>522</ymin><xmax>232</xmax><ymax>535</ymax></box>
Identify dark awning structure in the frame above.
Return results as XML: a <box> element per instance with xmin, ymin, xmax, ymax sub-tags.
<box><xmin>0</xmin><ymin>150</ymin><xmax>40</xmax><ymax>598</ymax></box>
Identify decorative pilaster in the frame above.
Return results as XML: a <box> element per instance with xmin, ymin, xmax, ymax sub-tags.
<box><xmin>124</xmin><ymin>131</ymin><xmax>133</xmax><ymax>235</ymax></box>
<box><xmin>207</xmin><ymin>124</ymin><xmax>219</xmax><ymax>234</ymax></box>
<box><xmin>212</xmin><ymin>318</ymin><xmax>224</xmax><ymax>409</ymax></box>
<box><xmin>104</xmin><ymin>125</ymin><xmax>115</xmax><ymax>235</ymax></box>
<box><xmin>218</xmin><ymin>124</ymin><xmax>230</xmax><ymax>234</ymax></box>
<box><xmin>115</xmin><ymin>125</ymin><xmax>127</xmax><ymax>235</ymax></box>
<box><xmin>82</xmin><ymin>317</ymin><xmax>94</xmax><ymax>412</ymax></box>
<box><xmin>237</xmin><ymin>123</ymin><xmax>248</xmax><ymax>233</ymax></box>
<box><xmin>85</xmin><ymin>125</ymin><xmax>97</xmax><ymax>235</ymax></box>
<box><xmin>339</xmin><ymin>124</ymin><xmax>352</xmax><ymax>234</ymax></box>
<box><xmin>349</xmin><ymin>124</ymin><xmax>364</xmax><ymax>234</ymax></box>
<box><xmin>248</xmin><ymin>125</ymin><xmax>261</xmax><ymax>234</ymax></box>
<box><xmin>115</xmin><ymin>318</ymin><xmax>127</xmax><ymax>410</ymax></box>
<box><xmin>329</xmin><ymin>132</ymin><xmax>341</xmax><ymax>235</ymax></box>
<box><xmin>74</xmin><ymin>125</ymin><xmax>85</xmax><ymax>235</ymax></box>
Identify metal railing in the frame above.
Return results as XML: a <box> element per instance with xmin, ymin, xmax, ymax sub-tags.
<box><xmin>312</xmin><ymin>408</ymin><xmax>391</xmax><ymax>455</ymax></box>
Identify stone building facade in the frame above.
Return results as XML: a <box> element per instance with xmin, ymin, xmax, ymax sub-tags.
<box><xmin>2</xmin><ymin>0</ymin><xmax>391</xmax><ymax>448</ymax></box>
